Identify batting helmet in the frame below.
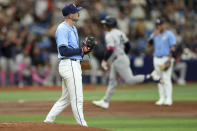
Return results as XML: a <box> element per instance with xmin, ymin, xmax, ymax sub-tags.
<box><xmin>101</xmin><ymin>16</ymin><xmax>117</xmax><ymax>28</ymax></box>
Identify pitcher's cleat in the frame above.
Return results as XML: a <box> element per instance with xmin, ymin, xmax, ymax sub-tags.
<box><xmin>44</xmin><ymin>120</ymin><xmax>53</xmax><ymax>123</ymax></box>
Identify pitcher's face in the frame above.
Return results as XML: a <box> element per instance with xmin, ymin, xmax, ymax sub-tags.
<box><xmin>67</xmin><ymin>12</ymin><xmax>80</xmax><ymax>22</ymax></box>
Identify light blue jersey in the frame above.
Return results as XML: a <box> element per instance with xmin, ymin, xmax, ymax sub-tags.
<box><xmin>150</xmin><ymin>30</ymin><xmax>176</xmax><ymax>57</ymax></box>
<box><xmin>56</xmin><ymin>21</ymin><xmax>82</xmax><ymax>60</ymax></box>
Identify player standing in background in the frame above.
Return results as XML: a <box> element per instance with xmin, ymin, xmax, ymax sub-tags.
<box><xmin>147</xmin><ymin>18</ymin><xmax>176</xmax><ymax>106</ymax></box>
<box><xmin>92</xmin><ymin>16</ymin><xmax>160</xmax><ymax>109</ymax></box>
<box><xmin>44</xmin><ymin>3</ymin><xmax>95</xmax><ymax>126</ymax></box>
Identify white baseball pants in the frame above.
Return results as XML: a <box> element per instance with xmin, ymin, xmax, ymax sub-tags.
<box><xmin>44</xmin><ymin>59</ymin><xmax>87</xmax><ymax>126</ymax></box>
<box><xmin>153</xmin><ymin>57</ymin><xmax>174</xmax><ymax>104</ymax></box>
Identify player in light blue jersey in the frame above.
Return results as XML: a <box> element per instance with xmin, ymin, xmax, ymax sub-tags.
<box><xmin>44</xmin><ymin>3</ymin><xmax>93</xmax><ymax>126</ymax></box>
<box><xmin>147</xmin><ymin>18</ymin><xmax>176</xmax><ymax>106</ymax></box>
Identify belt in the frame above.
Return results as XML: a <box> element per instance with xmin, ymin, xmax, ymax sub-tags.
<box><xmin>155</xmin><ymin>56</ymin><xmax>169</xmax><ymax>58</ymax></box>
<box><xmin>61</xmin><ymin>58</ymin><xmax>80</xmax><ymax>61</ymax></box>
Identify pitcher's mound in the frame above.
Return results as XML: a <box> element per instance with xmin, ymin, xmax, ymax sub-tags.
<box><xmin>0</xmin><ymin>122</ymin><xmax>110</xmax><ymax>131</ymax></box>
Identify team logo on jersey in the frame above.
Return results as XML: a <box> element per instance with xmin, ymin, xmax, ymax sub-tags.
<box><xmin>162</xmin><ymin>36</ymin><xmax>166</xmax><ymax>40</ymax></box>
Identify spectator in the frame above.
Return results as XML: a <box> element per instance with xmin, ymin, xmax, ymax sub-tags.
<box><xmin>0</xmin><ymin>30</ymin><xmax>16</xmax><ymax>85</ymax></box>
<box><xmin>16</xmin><ymin>49</ymin><xmax>32</xmax><ymax>87</ymax></box>
<box><xmin>0</xmin><ymin>0</ymin><xmax>196</xmax><ymax>86</ymax></box>
<box><xmin>31</xmin><ymin>46</ymin><xmax>49</xmax><ymax>86</ymax></box>
<box><xmin>117</xmin><ymin>6</ymin><xmax>130</xmax><ymax>35</ymax></box>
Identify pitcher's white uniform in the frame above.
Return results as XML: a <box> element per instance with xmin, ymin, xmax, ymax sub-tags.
<box><xmin>44</xmin><ymin>3</ymin><xmax>87</xmax><ymax>126</ymax></box>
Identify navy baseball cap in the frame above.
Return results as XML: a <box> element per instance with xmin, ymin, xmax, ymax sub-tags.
<box><xmin>155</xmin><ymin>18</ymin><xmax>165</xmax><ymax>25</ymax></box>
<box><xmin>62</xmin><ymin>3</ymin><xmax>82</xmax><ymax>16</ymax></box>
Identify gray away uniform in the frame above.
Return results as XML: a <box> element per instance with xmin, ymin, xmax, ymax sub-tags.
<box><xmin>103</xmin><ymin>28</ymin><xmax>145</xmax><ymax>102</ymax></box>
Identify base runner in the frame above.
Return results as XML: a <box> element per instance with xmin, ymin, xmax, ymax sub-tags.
<box><xmin>92</xmin><ymin>16</ymin><xmax>160</xmax><ymax>109</ymax></box>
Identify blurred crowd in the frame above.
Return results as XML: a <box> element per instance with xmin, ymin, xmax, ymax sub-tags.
<box><xmin>0</xmin><ymin>0</ymin><xmax>196</xmax><ymax>86</ymax></box>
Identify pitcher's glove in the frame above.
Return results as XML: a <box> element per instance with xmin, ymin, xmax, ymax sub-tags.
<box><xmin>160</xmin><ymin>60</ymin><xmax>171</xmax><ymax>71</ymax></box>
<box><xmin>82</xmin><ymin>36</ymin><xmax>96</xmax><ymax>54</ymax></box>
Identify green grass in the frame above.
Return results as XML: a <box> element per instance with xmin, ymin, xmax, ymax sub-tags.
<box><xmin>0</xmin><ymin>84</ymin><xmax>197</xmax><ymax>102</ymax></box>
<box><xmin>0</xmin><ymin>84</ymin><xmax>197</xmax><ymax>131</ymax></box>
<box><xmin>0</xmin><ymin>115</ymin><xmax>197</xmax><ymax>131</ymax></box>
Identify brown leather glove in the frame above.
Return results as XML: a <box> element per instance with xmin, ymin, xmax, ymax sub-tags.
<box><xmin>160</xmin><ymin>60</ymin><xmax>171</xmax><ymax>71</ymax></box>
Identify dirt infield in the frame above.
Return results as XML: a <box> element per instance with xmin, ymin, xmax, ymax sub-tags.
<box><xmin>0</xmin><ymin>86</ymin><xmax>197</xmax><ymax>131</ymax></box>
<box><xmin>1</xmin><ymin>102</ymin><xmax>197</xmax><ymax>131</ymax></box>
<box><xmin>0</xmin><ymin>122</ymin><xmax>110</xmax><ymax>131</ymax></box>
<box><xmin>0</xmin><ymin>101</ymin><xmax>197</xmax><ymax>117</ymax></box>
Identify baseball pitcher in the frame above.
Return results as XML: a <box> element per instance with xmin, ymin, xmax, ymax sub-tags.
<box><xmin>92</xmin><ymin>16</ymin><xmax>160</xmax><ymax>109</ymax></box>
<box><xmin>44</xmin><ymin>3</ymin><xmax>96</xmax><ymax>126</ymax></box>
